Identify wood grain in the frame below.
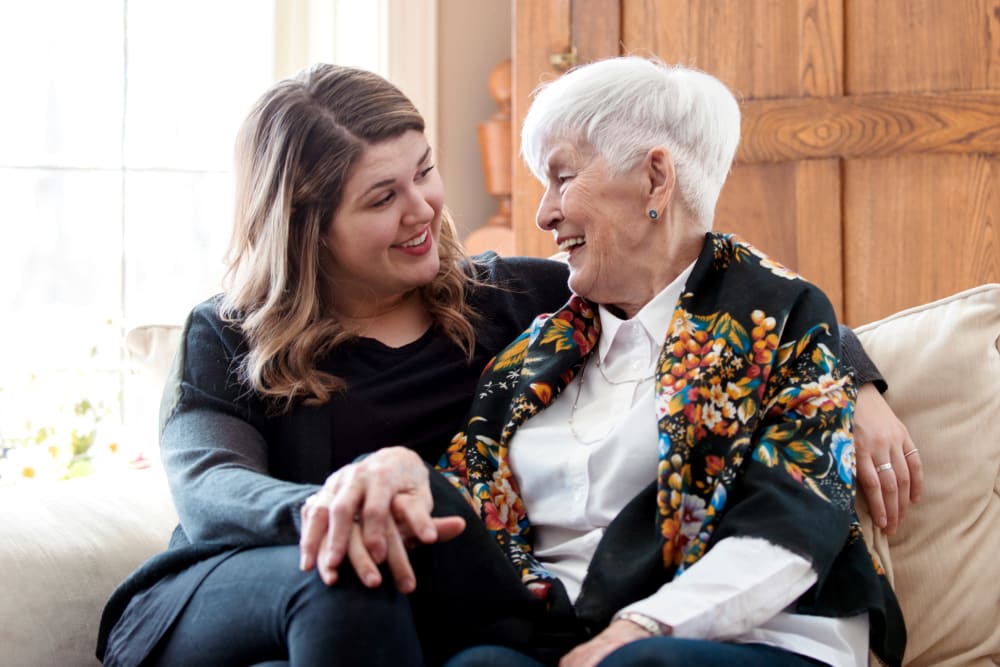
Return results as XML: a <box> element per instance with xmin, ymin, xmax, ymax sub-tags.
<box><xmin>739</xmin><ymin>91</ymin><xmax>1000</xmax><ymax>163</ymax></box>
<box><xmin>845</xmin><ymin>0</ymin><xmax>1000</xmax><ymax>94</ymax></box>
<box><xmin>843</xmin><ymin>153</ymin><xmax>1000</xmax><ymax>325</ymax></box>
<box><xmin>715</xmin><ymin>160</ymin><xmax>844</xmax><ymax>316</ymax></box>
<box><xmin>511</xmin><ymin>0</ymin><xmax>621</xmax><ymax>258</ymax></box>
<box><xmin>512</xmin><ymin>0</ymin><xmax>570</xmax><ymax>258</ymax></box>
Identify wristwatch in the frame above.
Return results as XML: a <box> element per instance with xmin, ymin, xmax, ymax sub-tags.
<box><xmin>613</xmin><ymin>610</ymin><xmax>673</xmax><ymax>636</ymax></box>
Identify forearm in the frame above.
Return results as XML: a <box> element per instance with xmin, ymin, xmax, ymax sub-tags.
<box><xmin>620</xmin><ymin>537</ymin><xmax>816</xmax><ymax>639</ymax></box>
<box><xmin>162</xmin><ymin>407</ymin><xmax>317</xmax><ymax>545</ymax></box>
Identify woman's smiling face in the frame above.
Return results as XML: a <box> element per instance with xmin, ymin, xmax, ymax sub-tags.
<box><xmin>534</xmin><ymin>138</ymin><xmax>664</xmax><ymax>314</ymax></box>
<box><xmin>322</xmin><ymin>129</ymin><xmax>443</xmax><ymax>316</ymax></box>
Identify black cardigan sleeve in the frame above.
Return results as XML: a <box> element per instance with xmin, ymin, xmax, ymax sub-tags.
<box><xmin>838</xmin><ymin>324</ymin><xmax>887</xmax><ymax>393</ymax></box>
<box><xmin>159</xmin><ymin>299</ymin><xmax>316</xmax><ymax>546</ymax></box>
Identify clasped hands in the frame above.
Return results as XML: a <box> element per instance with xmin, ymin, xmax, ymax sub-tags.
<box><xmin>298</xmin><ymin>446</ymin><xmax>464</xmax><ymax>593</ymax></box>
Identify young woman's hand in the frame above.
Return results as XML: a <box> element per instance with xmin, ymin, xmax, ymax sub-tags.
<box><xmin>853</xmin><ymin>383</ymin><xmax>924</xmax><ymax>535</ymax></box>
<box><xmin>298</xmin><ymin>446</ymin><xmax>465</xmax><ymax>591</ymax></box>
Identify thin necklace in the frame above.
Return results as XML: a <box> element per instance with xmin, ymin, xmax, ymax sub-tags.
<box><xmin>568</xmin><ymin>356</ymin><xmax>656</xmax><ymax>445</ymax></box>
<box><xmin>593</xmin><ymin>356</ymin><xmax>656</xmax><ymax>385</ymax></box>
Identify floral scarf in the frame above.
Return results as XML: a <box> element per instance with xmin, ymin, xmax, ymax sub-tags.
<box><xmin>437</xmin><ymin>233</ymin><xmax>902</xmax><ymax>664</ymax></box>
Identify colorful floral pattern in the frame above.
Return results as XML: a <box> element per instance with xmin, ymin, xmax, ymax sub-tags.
<box><xmin>438</xmin><ymin>233</ymin><xmax>859</xmax><ymax>598</ymax></box>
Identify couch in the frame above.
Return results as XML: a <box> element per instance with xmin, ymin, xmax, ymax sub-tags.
<box><xmin>2</xmin><ymin>284</ymin><xmax>997</xmax><ymax>667</ymax></box>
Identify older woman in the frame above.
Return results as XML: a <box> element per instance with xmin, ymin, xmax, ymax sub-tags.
<box><xmin>314</xmin><ymin>57</ymin><xmax>905</xmax><ymax>667</ymax></box>
<box><xmin>445</xmin><ymin>57</ymin><xmax>904</xmax><ymax>667</ymax></box>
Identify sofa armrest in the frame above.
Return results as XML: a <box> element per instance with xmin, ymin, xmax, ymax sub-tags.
<box><xmin>0</xmin><ymin>469</ymin><xmax>177</xmax><ymax>667</ymax></box>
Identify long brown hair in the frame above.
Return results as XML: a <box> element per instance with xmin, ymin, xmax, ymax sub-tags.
<box><xmin>221</xmin><ymin>64</ymin><xmax>476</xmax><ymax>409</ymax></box>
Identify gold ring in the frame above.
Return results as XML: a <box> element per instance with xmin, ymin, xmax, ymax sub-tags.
<box><xmin>903</xmin><ymin>448</ymin><xmax>919</xmax><ymax>458</ymax></box>
<box><xmin>876</xmin><ymin>462</ymin><xmax>893</xmax><ymax>473</ymax></box>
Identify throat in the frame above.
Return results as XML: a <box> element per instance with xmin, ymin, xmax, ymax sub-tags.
<box><xmin>335</xmin><ymin>291</ymin><xmax>432</xmax><ymax>347</ymax></box>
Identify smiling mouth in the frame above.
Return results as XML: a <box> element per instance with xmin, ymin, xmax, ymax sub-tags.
<box><xmin>558</xmin><ymin>237</ymin><xmax>585</xmax><ymax>252</ymax></box>
<box><xmin>396</xmin><ymin>230</ymin><xmax>429</xmax><ymax>248</ymax></box>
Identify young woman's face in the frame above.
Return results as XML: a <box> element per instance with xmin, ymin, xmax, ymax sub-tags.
<box><xmin>322</xmin><ymin>130</ymin><xmax>444</xmax><ymax>315</ymax></box>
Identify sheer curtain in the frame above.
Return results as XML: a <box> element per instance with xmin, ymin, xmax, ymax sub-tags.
<box><xmin>0</xmin><ymin>0</ymin><xmax>425</xmax><ymax>482</ymax></box>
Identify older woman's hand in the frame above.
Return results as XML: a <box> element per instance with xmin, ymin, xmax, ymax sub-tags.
<box><xmin>298</xmin><ymin>446</ymin><xmax>465</xmax><ymax>591</ymax></box>
<box><xmin>854</xmin><ymin>383</ymin><xmax>923</xmax><ymax>535</ymax></box>
<box><xmin>559</xmin><ymin>620</ymin><xmax>652</xmax><ymax>667</ymax></box>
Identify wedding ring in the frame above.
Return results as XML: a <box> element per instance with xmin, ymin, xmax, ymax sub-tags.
<box><xmin>904</xmin><ymin>448</ymin><xmax>919</xmax><ymax>458</ymax></box>
<box><xmin>876</xmin><ymin>462</ymin><xmax>893</xmax><ymax>473</ymax></box>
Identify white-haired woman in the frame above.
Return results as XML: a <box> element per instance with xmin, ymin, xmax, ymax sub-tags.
<box><xmin>311</xmin><ymin>57</ymin><xmax>906</xmax><ymax>667</ymax></box>
<box><xmin>440</xmin><ymin>55</ymin><xmax>904</xmax><ymax>667</ymax></box>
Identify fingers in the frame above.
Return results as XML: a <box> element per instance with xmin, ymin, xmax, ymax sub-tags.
<box><xmin>358</xmin><ymin>480</ymin><xmax>393</xmax><ymax>564</ymax></box>
<box><xmin>886</xmin><ymin>441</ymin><xmax>909</xmax><ymax>533</ymax></box>
<box><xmin>345</xmin><ymin>521</ymin><xmax>383</xmax><ymax>588</ymax></box>
<box><xmin>431</xmin><ymin>516</ymin><xmax>466</xmax><ymax>543</ymax></box>
<box><xmin>904</xmin><ymin>438</ymin><xmax>924</xmax><ymax>503</ymax></box>
<box><xmin>390</xmin><ymin>492</ymin><xmax>437</xmax><ymax>544</ymax></box>
<box><xmin>299</xmin><ymin>493</ymin><xmax>330</xmax><ymax>572</ymax></box>
<box><xmin>857</xmin><ymin>453</ymin><xmax>889</xmax><ymax>531</ymax></box>
<box><xmin>384</xmin><ymin>522</ymin><xmax>416</xmax><ymax>594</ymax></box>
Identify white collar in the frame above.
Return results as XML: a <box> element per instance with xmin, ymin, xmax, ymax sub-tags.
<box><xmin>596</xmin><ymin>261</ymin><xmax>696</xmax><ymax>368</ymax></box>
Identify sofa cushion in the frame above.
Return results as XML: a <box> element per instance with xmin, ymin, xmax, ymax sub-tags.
<box><xmin>0</xmin><ymin>470</ymin><xmax>177</xmax><ymax>667</ymax></box>
<box><xmin>855</xmin><ymin>284</ymin><xmax>1000</xmax><ymax>667</ymax></box>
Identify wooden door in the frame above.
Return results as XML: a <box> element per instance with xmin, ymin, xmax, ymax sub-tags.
<box><xmin>512</xmin><ymin>0</ymin><xmax>1000</xmax><ymax>326</ymax></box>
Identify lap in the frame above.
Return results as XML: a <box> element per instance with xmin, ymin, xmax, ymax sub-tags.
<box><xmin>599</xmin><ymin>637</ymin><xmax>828</xmax><ymax>667</ymax></box>
<box><xmin>445</xmin><ymin>639</ymin><xmax>826</xmax><ymax>667</ymax></box>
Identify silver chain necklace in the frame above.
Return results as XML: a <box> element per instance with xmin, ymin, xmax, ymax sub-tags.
<box><xmin>568</xmin><ymin>356</ymin><xmax>656</xmax><ymax>445</ymax></box>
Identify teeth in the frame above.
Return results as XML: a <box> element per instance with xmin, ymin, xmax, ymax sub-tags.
<box><xmin>558</xmin><ymin>237</ymin><xmax>585</xmax><ymax>251</ymax></box>
<box><xmin>399</xmin><ymin>231</ymin><xmax>428</xmax><ymax>248</ymax></box>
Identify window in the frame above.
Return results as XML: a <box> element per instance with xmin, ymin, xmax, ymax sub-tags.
<box><xmin>0</xmin><ymin>0</ymin><xmax>427</xmax><ymax>483</ymax></box>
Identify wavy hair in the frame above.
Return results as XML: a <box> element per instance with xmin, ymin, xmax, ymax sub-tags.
<box><xmin>221</xmin><ymin>64</ymin><xmax>476</xmax><ymax>409</ymax></box>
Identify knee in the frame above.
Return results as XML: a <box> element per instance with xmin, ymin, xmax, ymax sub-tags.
<box><xmin>290</xmin><ymin>563</ymin><xmax>410</xmax><ymax>624</ymax></box>
<box><xmin>444</xmin><ymin>645</ymin><xmax>543</xmax><ymax>667</ymax></box>
<box><xmin>598</xmin><ymin>637</ymin><xmax>682</xmax><ymax>667</ymax></box>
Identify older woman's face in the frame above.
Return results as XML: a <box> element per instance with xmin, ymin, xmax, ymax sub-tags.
<box><xmin>535</xmin><ymin>139</ymin><xmax>663</xmax><ymax>312</ymax></box>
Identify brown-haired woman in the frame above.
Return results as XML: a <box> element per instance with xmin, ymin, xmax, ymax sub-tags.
<box><xmin>96</xmin><ymin>63</ymin><xmax>914</xmax><ymax>667</ymax></box>
<box><xmin>95</xmin><ymin>63</ymin><xmax>572</xmax><ymax>666</ymax></box>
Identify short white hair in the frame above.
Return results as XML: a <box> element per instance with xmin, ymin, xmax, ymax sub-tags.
<box><xmin>521</xmin><ymin>56</ymin><xmax>741</xmax><ymax>225</ymax></box>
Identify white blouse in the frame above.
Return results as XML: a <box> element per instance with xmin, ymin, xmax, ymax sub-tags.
<box><xmin>507</xmin><ymin>264</ymin><xmax>868</xmax><ymax>666</ymax></box>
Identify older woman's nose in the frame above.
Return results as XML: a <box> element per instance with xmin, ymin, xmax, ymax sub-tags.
<box><xmin>535</xmin><ymin>188</ymin><xmax>563</xmax><ymax>231</ymax></box>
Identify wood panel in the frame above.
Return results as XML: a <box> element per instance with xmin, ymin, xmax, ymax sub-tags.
<box><xmin>512</xmin><ymin>0</ymin><xmax>570</xmax><ymax>259</ymax></box>
<box><xmin>622</xmin><ymin>0</ymin><xmax>843</xmax><ymax>96</ymax></box>
<box><xmin>511</xmin><ymin>0</ymin><xmax>622</xmax><ymax>258</ymax></box>
<box><xmin>512</xmin><ymin>0</ymin><xmax>1000</xmax><ymax>326</ymax></box>
<box><xmin>841</xmin><ymin>0</ymin><xmax>1000</xmax><ymax>323</ymax></box>
<box><xmin>845</xmin><ymin>0</ymin><xmax>1000</xmax><ymax>94</ymax></box>
<box><xmin>739</xmin><ymin>91</ymin><xmax>1000</xmax><ymax>163</ymax></box>
<box><xmin>843</xmin><ymin>154</ymin><xmax>999</xmax><ymax>325</ymax></box>
<box><xmin>715</xmin><ymin>160</ymin><xmax>844</xmax><ymax>312</ymax></box>
<box><xmin>623</xmin><ymin>0</ymin><xmax>846</xmax><ymax>315</ymax></box>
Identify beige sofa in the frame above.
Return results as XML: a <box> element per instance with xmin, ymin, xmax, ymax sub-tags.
<box><xmin>1</xmin><ymin>284</ymin><xmax>997</xmax><ymax>667</ymax></box>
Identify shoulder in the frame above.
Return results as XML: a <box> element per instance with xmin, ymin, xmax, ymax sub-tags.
<box><xmin>461</xmin><ymin>253</ymin><xmax>571</xmax><ymax>348</ymax></box>
<box><xmin>692</xmin><ymin>233</ymin><xmax>840</xmax><ymax>344</ymax></box>
<box><xmin>465</xmin><ymin>252</ymin><xmax>570</xmax><ymax>313</ymax></box>
<box><xmin>177</xmin><ymin>295</ymin><xmax>249</xmax><ymax>393</ymax></box>
<box><xmin>710</xmin><ymin>233</ymin><xmax>834</xmax><ymax>309</ymax></box>
<box><xmin>466</xmin><ymin>251</ymin><xmax>569</xmax><ymax>288</ymax></box>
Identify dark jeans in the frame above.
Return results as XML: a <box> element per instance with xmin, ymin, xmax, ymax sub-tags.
<box><xmin>140</xmin><ymin>473</ymin><xmax>558</xmax><ymax>666</ymax></box>
<box><xmin>444</xmin><ymin>639</ymin><xmax>830</xmax><ymax>667</ymax></box>
<box><xmin>145</xmin><ymin>544</ymin><xmax>419</xmax><ymax>666</ymax></box>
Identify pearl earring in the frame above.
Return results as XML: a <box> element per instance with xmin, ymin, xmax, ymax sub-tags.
<box><xmin>648</xmin><ymin>209</ymin><xmax>658</xmax><ymax>220</ymax></box>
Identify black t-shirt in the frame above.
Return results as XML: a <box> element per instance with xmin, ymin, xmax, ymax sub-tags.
<box><xmin>158</xmin><ymin>252</ymin><xmax>572</xmax><ymax>549</ymax></box>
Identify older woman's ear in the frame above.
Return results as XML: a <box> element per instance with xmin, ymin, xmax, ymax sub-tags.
<box><xmin>645</xmin><ymin>146</ymin><xmax>675</xmax><ymax>217</ymax></box>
